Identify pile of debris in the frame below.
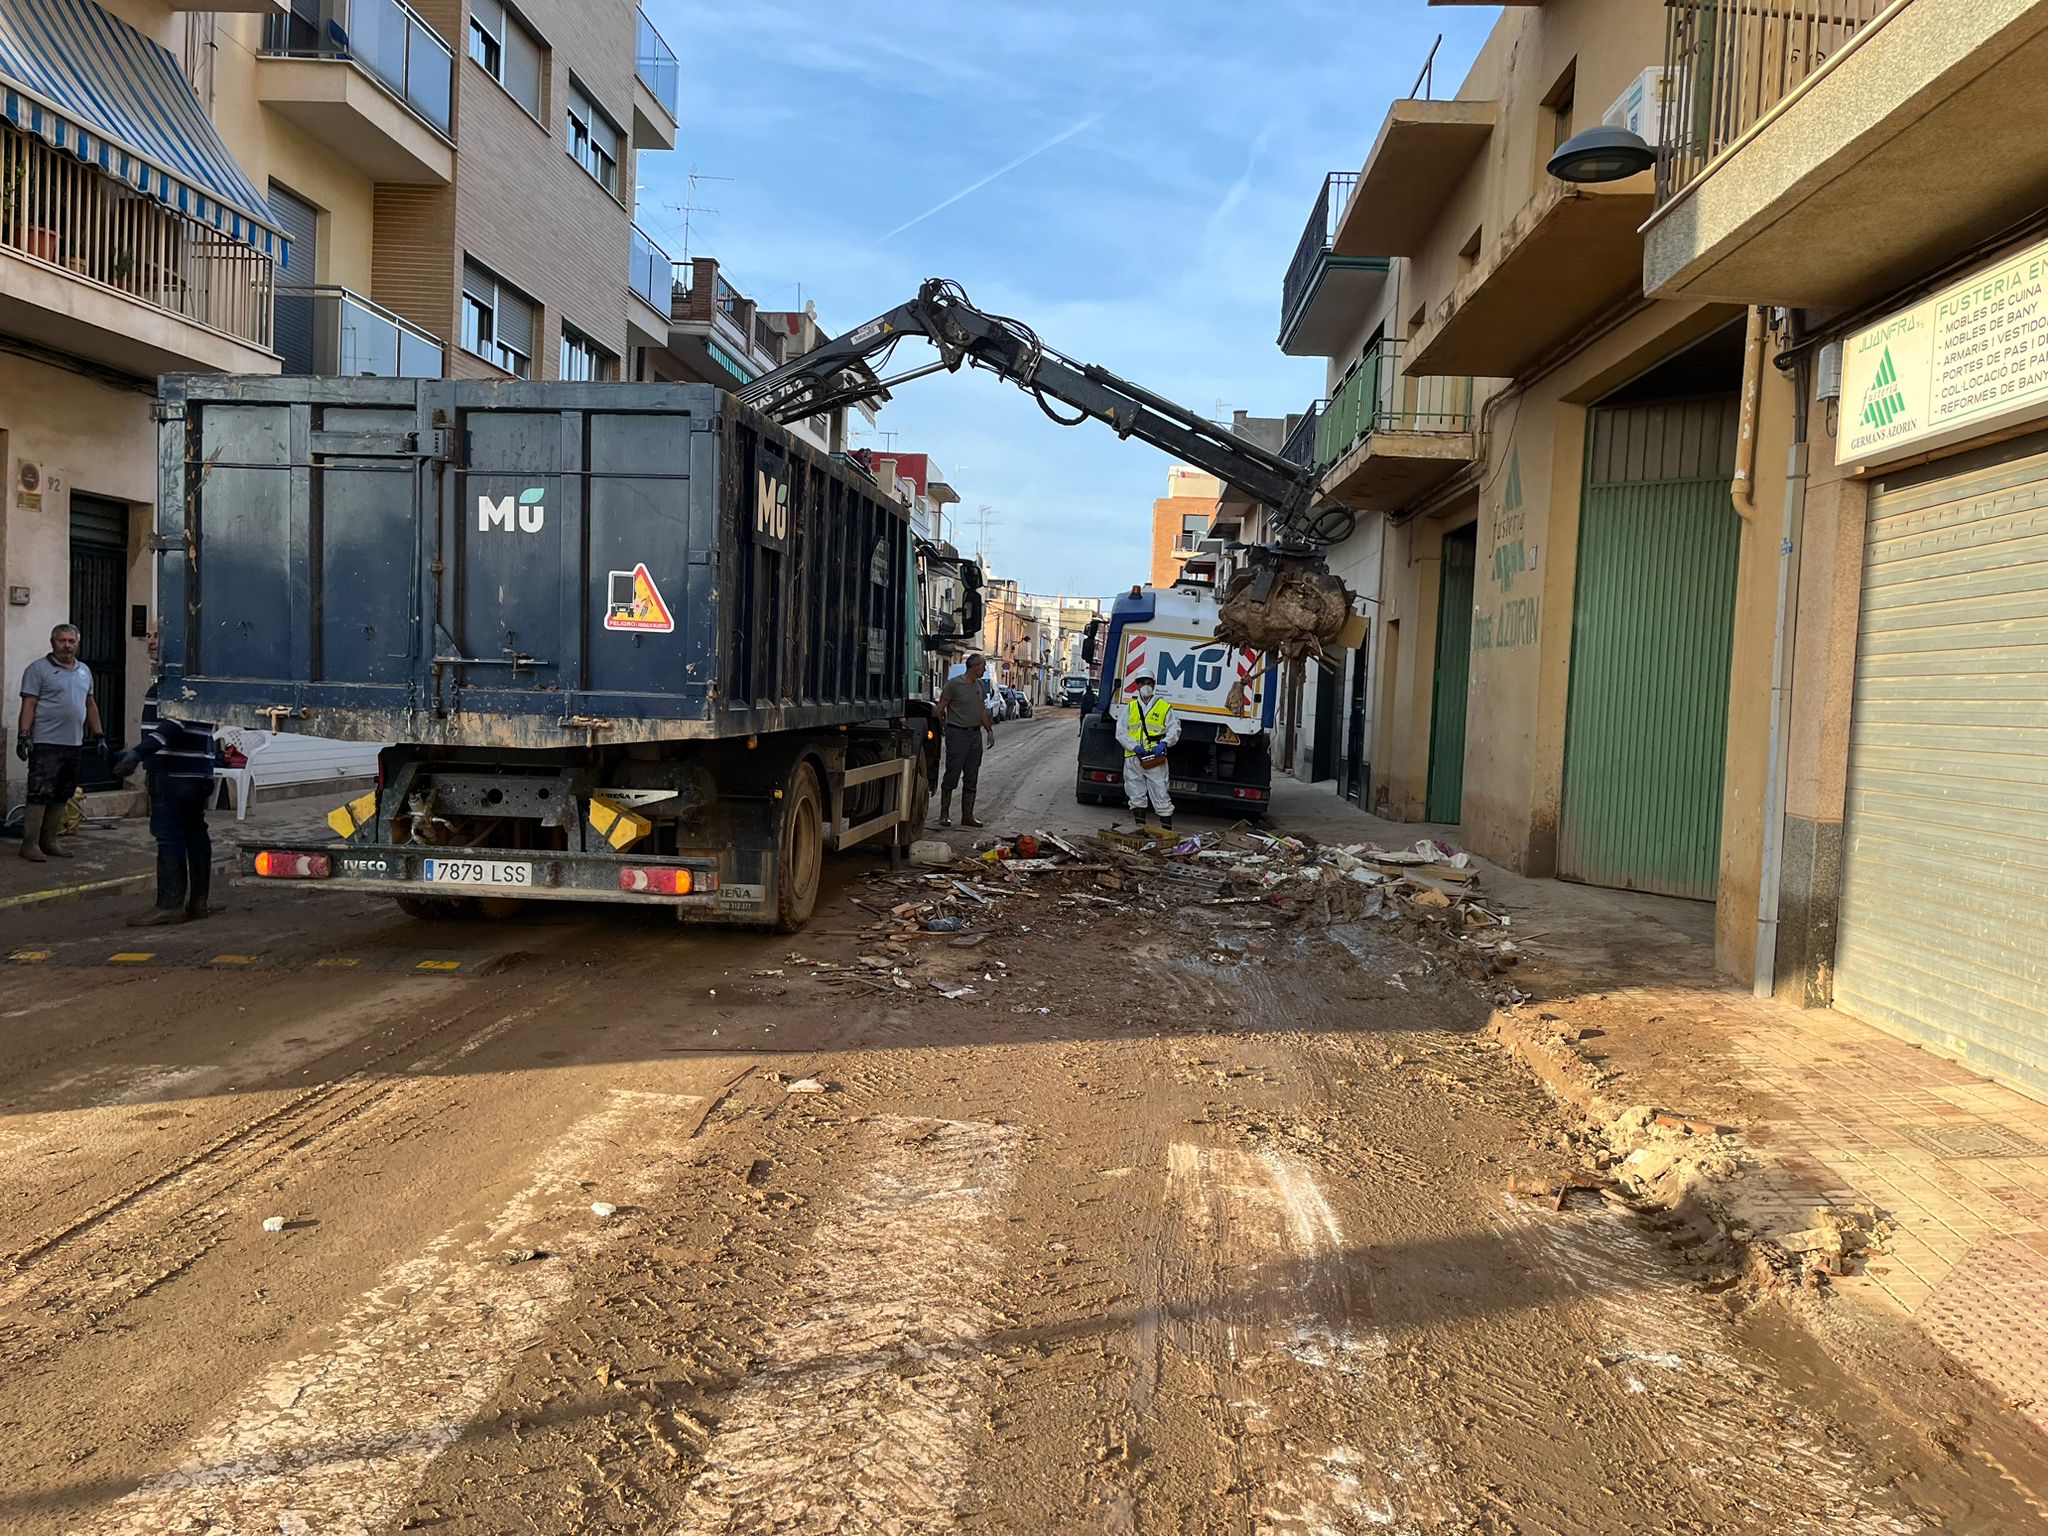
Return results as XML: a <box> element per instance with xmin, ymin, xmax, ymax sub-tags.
<box><xmin>1077</xmin><ymin>824</ymin><xmax>1534</xmax><ymax>993</ymax></box>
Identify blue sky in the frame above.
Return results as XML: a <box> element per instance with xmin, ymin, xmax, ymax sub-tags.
<box><xmin>637</xmin><ymin>1</ymin><xmax>1494</xmax><ymax>601</ymax></box>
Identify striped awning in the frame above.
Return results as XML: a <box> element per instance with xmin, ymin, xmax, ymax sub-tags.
<box><xmin>0</xmin><ymin>0</ymin><xmax>286</xmax><ymax>260</ymax></box>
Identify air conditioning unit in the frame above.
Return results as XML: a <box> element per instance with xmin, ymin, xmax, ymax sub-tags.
<box><xmin>1604</xmin><ymin>67</ymin><xmax>1682</xmax><ymax>149</ymax></box>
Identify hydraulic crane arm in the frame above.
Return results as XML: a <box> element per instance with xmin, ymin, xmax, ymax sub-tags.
<box><xmin>736</xmin><ymin>279</ymin><xmax>1353</xmax><ymax>551</ymax></box>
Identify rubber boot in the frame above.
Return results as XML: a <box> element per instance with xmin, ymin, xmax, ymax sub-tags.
<box><xmin>17</xmin><ymin>805</ymin><xmax>47</xmax><ymax>862</ymax></box>
<box><xmin>39</xmin><ymin>805</ymin><xmax>72</xmax><ymax>859</ymax></box>
<box><xmin>185</xmin><ymin>852</ymin><xmax>212</xmax><ymax>921</ymax></box>
<box><xmin>960</xmin><ymin>795</ymin><xmax>985</xmax><ymax>829</ymax></box>
<box><xmin>1159</xmin><ymin>815</ymin><xmax>1175</xmax><ymax>833</ymax></box>
<box><xmin>938</xmin><ymin>789</ymin><xmax>953</xmax><ymax>828</ymax></box>
<box><xmin>129</xmin><ymin>846</ymin><xmax>187</xmax><ymax>926</ymax></box>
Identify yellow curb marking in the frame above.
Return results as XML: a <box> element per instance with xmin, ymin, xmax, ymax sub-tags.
<box><xmin>210</xmin><ymin>955</ymin><xmax>257</xmax><ymax>967</ymax></box>
<box><xmin>414</xmin><ymin>959</ymin><xmax>463</xmax><ymax>972</ymax></box>
<box><xmin>314</xmin><ymin>956</ymin><xmax>362</xmax><ymax>969</ymax></box>
<box><xmin>8</xmin><ymin>950</ymin><xmax>51</xmax><ymax>963</ymax></box>
<box><xmin>109</xmin><ymin>952</ymin><xmax>156</xmax><ymax>965</ymax></box>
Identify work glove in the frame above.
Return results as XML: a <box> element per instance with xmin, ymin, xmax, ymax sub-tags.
<box><xmin>13</xmin><ymin>733</ymin><xmax>27</xmax><ymax>762</ymax></box>
<box><xmin>111</xmin><ymin>750</ymin><xmax>141</xmax><ymax>780</ymax></box>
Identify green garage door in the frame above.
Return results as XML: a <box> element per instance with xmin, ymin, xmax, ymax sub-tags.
<box><xmin>1558</xmin><ymin>397</ymin><xmax>1740</xmax><ymax>900</ymax></box>
<box><xmin>1427</xmin><ymin>524</ymin><xmax>1476</xmax><ymax>823</ymax></box>
<box><xmin>1834</xmin><ymin>439</ymin><xmax>2048</xmax><ymax>1093</ymax></box>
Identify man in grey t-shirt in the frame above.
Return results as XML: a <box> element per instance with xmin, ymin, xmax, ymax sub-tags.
<box><xmin>16</xmin><ymin>623</ymin><xmax>104</xmax><ymax>862</ymax></box>
<box><xmin>935</xmin><ymin>652</ymin><xmax>995</xmax><ymax>829</ymax></box>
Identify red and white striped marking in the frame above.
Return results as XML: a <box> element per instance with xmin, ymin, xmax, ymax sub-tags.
<box><xmin>1122</xmin><ymin>635</ymin><xmax>1148</xmax><ymax>695</ymax></box>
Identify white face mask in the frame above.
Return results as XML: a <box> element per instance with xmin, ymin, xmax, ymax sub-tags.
<box><xmin>1138</xmin><ymin>686</ymin><xmax>1156</xmax><ymax>702</ymax></box>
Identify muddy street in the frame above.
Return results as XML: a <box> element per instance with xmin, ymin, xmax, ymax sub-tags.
<box><xmin>2</xmin><ymin>711</ymin><xmax>2043</xmax><ymax>1534</ymax></box>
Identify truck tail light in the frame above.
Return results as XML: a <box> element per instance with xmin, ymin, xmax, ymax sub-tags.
<box><xmin>1084</xmin><ymin>770</ymin><xmax>1120</xmax><ymax>784</ymax></box>
<box><xmin>620</xmin><ymin>867</ymin><xmax>693</xmax><ymax>895</ymax></box>
<box><xmin>1231</xmin><ymin>787</ymin><xmax>1267</xmax><ymax>801</ymax></box>
<box><xmin>255</xmin><ymin>851</ymin><xmax>331</xmax><ymax>879</ymax></box>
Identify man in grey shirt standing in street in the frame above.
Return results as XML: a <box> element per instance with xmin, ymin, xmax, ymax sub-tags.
<box><xmin>935</xmin><ymin>652</ymin><xmax>995</xmax><ymax>829</ymax></box>
<box><xmin>15</xmin><ymin>622</ymin><xmax>104</xmax><ymax>862</ymax></box>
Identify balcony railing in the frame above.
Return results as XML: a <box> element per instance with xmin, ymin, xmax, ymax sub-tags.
<box><xmin>1173</xmin><ymin>532</ymin><xmax>1203</xmax><ymax>554</ymax></box>
<box><xmin>263</xmin><ymin>0</ymin><xmax>454</xmax><ymax>138</ymax></box>
<box><xmin>1281</xmin><ymin>171</ymin><xmax>1357</xmax><ymax>337</ymax></box>
<box><xmin>1316</xmin><ymin>338</ymin><xmax>1472</xmax><ymax>466</ymax></box>
<box><xmin>276</xmin><ymin>285</ymin><xmax>441</xmax><ymax>377</ymax></box>
<box><xmin>1657</xmin><ymin>0</ymin><xmax>1892</xmax><ymax>206</ymax></box>
<box><xmin>636</xmin><ymin>6</ymin><xmax>681</xmax><ymax>122</ymax></box>
<box><xmin>754</xmin><ymin>311</ymin><xmax>783</xmax><ymax>364</ymax></box>
<box><xmin>0</xmin><ymin>123</ymin><xmax>274</xmax><ymax>351</ymax></box>
<box><xmin>629</xmin><ymin>225</ymin><xmax>672</xmax><ymax>314</ymax></box>
<box><xmin>1280</xmin><ymin>402</ymin><xmax>1326</xmax><ymax>468</ymax></box>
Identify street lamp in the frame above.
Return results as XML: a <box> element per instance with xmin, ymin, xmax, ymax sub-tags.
<box><xmin>1546</xmin><ymin>125</ymin><xmax>1655</xmax><ymax>184</ymax></box>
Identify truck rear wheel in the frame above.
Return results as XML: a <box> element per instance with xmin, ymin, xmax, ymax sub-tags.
<box><xmin>774</xmin><ymin>762</ymin><xmax>824</xmax><ymax>932</ymax></box>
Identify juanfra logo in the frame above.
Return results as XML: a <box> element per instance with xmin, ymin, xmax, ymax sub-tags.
<box><xmin>1859</xmin><ymin>347</ymin><xmax>1908</xmax><ymax>431</ymax></box>
<box><xmin>478</xmin><ymin>486</ymin><xmax>546</xmax><ymax>533</ymax></box>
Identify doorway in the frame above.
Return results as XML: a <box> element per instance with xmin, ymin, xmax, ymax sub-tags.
<box><xmin>1342</xmin><ymin>639</ymin><xmax>1370</xmax><ymax>804</ymax></box>
<box><xmin>68</xmin><ymin>495</ymin><xmax>132</xmax><ymax>784</ymax></box>
<box><xmin>1310</xmin><ymin>659</ymin><xmax>1339</xmax><ymax>782</ymax></box>
<box><xmin>1426</xmin><ymin>524</ymin><xmax>1476</xmax><ymax>823</ymax></box>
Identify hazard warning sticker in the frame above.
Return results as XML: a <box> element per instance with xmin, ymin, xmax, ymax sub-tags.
<box><xmin>604</xmin><ymin>564</ymin><xmax>675</xmax><ymax>633</ymax></box>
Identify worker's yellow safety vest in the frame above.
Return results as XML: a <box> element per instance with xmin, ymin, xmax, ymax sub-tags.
<box><xmin>1126</xmin><ymin>695</ymin><xmax>1173</xmax><ymax>754</ymax></box>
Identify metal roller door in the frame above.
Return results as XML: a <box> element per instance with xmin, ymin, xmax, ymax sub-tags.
<box><xmin>1834</xmin><ymin>438</ymin><xmax>2048</xmax><ymax>1093</ymax></box>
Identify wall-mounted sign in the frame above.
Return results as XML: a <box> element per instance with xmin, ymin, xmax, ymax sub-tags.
<box><xmin>1840</xmin><ymin>236</ymin><xmax>2048</xmax><ymax>468</ymax></box>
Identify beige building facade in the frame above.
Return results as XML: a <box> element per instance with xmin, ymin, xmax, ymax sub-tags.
<box><xmin>1641</xmin><ymin>0</ymin><xmax>2048</xmax><ymax>1095</ymax></box>
<box><xmin>1274</xmin><ymin>0</ymin><xmax>1796</xmax><ymax>980</ymax></box>
<box><xmin>1</xmin><ymin>0</ymin><xmax>682</xmax><ymax>806</ymax></box>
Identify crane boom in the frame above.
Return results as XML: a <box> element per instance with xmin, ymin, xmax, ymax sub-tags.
<box><xmin>736</xmin><ymin>279</ymin><xmax>1353</xmax><ymax>552</ymax></box>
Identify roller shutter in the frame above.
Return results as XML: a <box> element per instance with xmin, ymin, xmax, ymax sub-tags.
<box><xmin>1833</xmin><ymin>437</ymin><xmax>2048</xmax><ymax>1092</ymax></box>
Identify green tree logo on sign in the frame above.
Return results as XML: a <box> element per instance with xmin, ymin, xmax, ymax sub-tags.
<box><xmin>1860</xmin><ymin>346</ymin><xmax>1907</xmax><ymax>429</ymax></box>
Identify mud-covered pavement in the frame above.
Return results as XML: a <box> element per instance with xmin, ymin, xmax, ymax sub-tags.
<box><xmin>5</xmin><ymin>711</ymin><xmax>2047</xmax><ymax>1534</ymax></box>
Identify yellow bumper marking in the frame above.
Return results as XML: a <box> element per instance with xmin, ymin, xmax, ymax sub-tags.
<box><xmin>109</xmin><ymin>952</ymin><xmax>155</xmax><ymax>965</ymax></box>
<box><xmin>8</xmin><ymin>950</ymin><xmax>51</xmax><ymax>963</ymax></box>
<box><xmin>414</xmin><ymin>959</ymin><xmax>462</xmax><ymax>972</ymax></box>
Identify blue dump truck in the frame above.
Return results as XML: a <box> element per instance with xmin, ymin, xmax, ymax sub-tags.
<box><xmin>155</xmin><ymin>377</ymin><xmax>981</xmax><ymax>930</ymax></box>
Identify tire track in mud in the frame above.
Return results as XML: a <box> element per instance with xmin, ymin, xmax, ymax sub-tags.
<box><xmin>0</xmin><ymin>987</ymin><xmax>546</xmax><ymax>1349</ymax></box>
<box><xmin>81</xmin><ymin>1088</ymin><xmax>706</xmax><ymax>1536</ymax></box>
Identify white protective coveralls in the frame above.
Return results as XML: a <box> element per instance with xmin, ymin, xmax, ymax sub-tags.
<box><xmin>1116</xmin><ymin>691</ymin><xmax>1181</xmax><ymax>820</ymax></box>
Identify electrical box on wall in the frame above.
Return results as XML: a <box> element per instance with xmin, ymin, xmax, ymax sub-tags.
<box><xmin>1815</xmin><ymin>340</ymin><xmax>1844</xmax><ymax>402</ymax></box>
<box><xmin>7</xmin><ymin>586</ymin><xmax>30</xmax><ymax>607</ymax></box>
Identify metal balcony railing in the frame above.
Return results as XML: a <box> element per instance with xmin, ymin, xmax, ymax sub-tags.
<box><xmin>276</xmin><ymin>285</ymin><xmax>441</xmax><ymax>377</ymax></box>
<box><xmin>263</xmin><ymin>0</ymin><xmax>454</xmax><ymax>138</ymax></box>
<box><xmin>754</xmin><ymin>311</ymin><xmax>781</xmax><ymax>364</ymax></box>
<box><xmin>629</xmin><ymin>224</ymin><xmax>672</xmax><ymax>314</ymax></box>
<box><xmin>0</xmin><ymin>124</ymin><xmax>275</xmax><ymax>351</ymax></box>
<box><xmin>1280</xmin><ymin>171</ymin><xmax>1357</xmax><ymax>340</ymax></box>
<box><xmin>1316</xmin><ymin>338</ymin><xmax>1472</xmax><ymax>466</ymax></box>
<box><xmin>1657</xmin><ymin>0</ymin><xmax>1894</xmax><ymax>206</ymax></box>
<box><xmin>1280</xmin><ymin>401</ymin><xmax>1326</xmax><ymax>468</ymax></box>
<box><xmin>636</xmin><ymin>7</ymin><xmax>681</xmax><ymax>122</ymax></box>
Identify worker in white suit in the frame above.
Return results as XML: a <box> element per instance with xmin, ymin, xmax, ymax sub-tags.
<box><xmin>1116</xmin><ymin>672</ymin><xmax>1181</xmax><ymax>830</ymax></box>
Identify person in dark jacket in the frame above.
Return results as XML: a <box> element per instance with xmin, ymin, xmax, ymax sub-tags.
<box><xmin>113</xmin><ymin>712</ymin><xmax>218</xmax><ymax>926</ymax></box>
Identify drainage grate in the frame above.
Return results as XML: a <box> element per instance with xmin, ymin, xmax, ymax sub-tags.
<box><xmin>1898</xmin><ymin>1122</ymin><xmax>2046</xmax><ymax>1160</ymax></box>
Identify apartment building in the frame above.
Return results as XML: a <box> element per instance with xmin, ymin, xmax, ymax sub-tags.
<box><xmin>1148</xmin><ymin>465</ymin><xmax>1222</xmax><ymax>587</ymax></box>
<box><xmin>1638</xmin><ymin>0</ymin><xmax>2048</xmax><ymax>1092</ymax></box>
<box><xmin>1274</xmin><ymin>0</ymin><xmax>1800</xmax><ymax>984</ymax></box>
<box><xmin>0</xmin><ymin>0</ymin><xmax>684</xmax><ymax>806</ymax></box>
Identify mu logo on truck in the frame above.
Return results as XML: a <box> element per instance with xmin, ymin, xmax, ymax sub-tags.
<box><xmin>1157</xmin><ymin>643</ymin><xmax>1230</xmax><ymax>693</ymax></box>
<box><xmin>754</xmin><ymin>442</ymin><xmax>790</xmax><ymax>551</ymax></box>
<box><xmin>478</xmin><ymin>486</ymin><xmax>546</xmax><ymax>533</ymax></box>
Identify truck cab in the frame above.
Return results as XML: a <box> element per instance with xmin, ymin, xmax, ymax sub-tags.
<box><xmin>1075</xmin><ymin>580</ymin><xmax>1274</xmax><ymax>817</ymax></box>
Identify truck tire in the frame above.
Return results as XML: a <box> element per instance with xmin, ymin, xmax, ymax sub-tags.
<box><xmin>774</xmin><ymin>762</ymin><xmax>825</xmax><ymax>933</ymax></box>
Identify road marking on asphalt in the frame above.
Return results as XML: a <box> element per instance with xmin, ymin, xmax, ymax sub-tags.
<box><xmin>208</xmin><ymin>954</ymin><xmax>257</xmax><ymax>967</ymax></box>
<box><xmin>7</xmin><ymin>949</ymin><xmax>51</xmax><ymax>963</ymax></box>
<box><xmin>86</xmin><ymin>1086</ymin><xmax>703</xmax><ymax>1536</ymax></box>
<box><xmin>1165</xmin><ymin>1144</ymin><xmax>1445</xmax><ymax>1532</ymax></box>
<box><xmin>414</xmin><ymin>959</ymin><xmax>463</xmax><ymax>972</ymax></box>
<box><xmin>107</xmin><ymin>952</ymin><xmax>155</xmax><ymax>965</ymax></box>
<box><xmin>672</xmin><ymin>1117</ymin><xmax>1018</xmax><ymax>1534</ymax></box>
<box><xmin>313</xmin><ymin>956</ymin><xmax>362</xmax><ymax>968</ymax></box>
